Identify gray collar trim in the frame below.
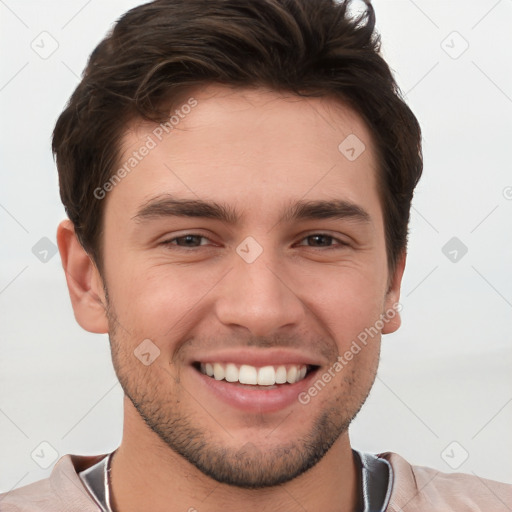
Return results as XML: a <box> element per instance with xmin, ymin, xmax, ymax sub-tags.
<box><xmin>78</xmin><ymin>449</ymin><xmax>392</xmax><ymax>512</ymax></box>
<box><xmin>354</xmin><ymin>450</ymin><xmax>393</xmax><ymax>512</ymax></box>
<box><xmin>78</xmin><ymin>452</ymin><xmax>114</xmax><ymax>512</ymax></box>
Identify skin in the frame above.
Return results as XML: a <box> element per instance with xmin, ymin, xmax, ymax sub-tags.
<box><xmin>57</xmin><ymin>85</ymin><xmax>405</xmax><ymax>512</ymax></box>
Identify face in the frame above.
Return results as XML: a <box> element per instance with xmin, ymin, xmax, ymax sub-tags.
<box><xmin>97</xmin><ymin>85</ymin><xmax>402</xmax><ymax>488</ymax></box>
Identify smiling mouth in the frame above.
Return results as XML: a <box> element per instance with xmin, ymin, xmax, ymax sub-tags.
<box><xmin>193</xmin><ymin>362</ymin><xmax>319</xmax><ymax>387</ymax></box>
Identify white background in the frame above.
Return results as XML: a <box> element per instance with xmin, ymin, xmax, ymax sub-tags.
<box><xmin>1</xmin><ymin>0</ymin><xmax>511</xmax><ymax>494</ymax></box>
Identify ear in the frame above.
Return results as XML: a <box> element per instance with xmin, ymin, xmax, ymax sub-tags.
<box><xmin>56</xmin><ymin>219</ymin><xmax>109</xmax><ymax>333</ymax></box>
<box><xmin>381</xmin><ymin>250</ymin><xmax>406</xmax><ymax>335</ymax></box>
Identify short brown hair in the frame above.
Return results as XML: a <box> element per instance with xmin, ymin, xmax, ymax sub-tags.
<box><xmin>52</xmin><ymin>0</ymin><xmax>422</xmax><ymax>276</ymax></box>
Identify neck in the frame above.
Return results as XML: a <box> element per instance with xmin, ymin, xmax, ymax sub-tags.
<box><xmin>109</xmin><ymin>401</ymin><xmax>359</xmax><ymax>512</ymax></box>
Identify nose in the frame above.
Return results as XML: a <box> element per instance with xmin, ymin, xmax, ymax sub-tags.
<box><xmin>214</xmin><ymin>245</ymin><xmax>305</xmax><ymax>337</ymax></box>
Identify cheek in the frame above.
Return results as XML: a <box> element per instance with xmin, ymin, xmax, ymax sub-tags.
<box><xmin>105</xmin><ymin>262</ymin><xmax>219</xmax><ymax>348</ymax></box>
<box><xmin>306</xmin><ymin>267</ymin><xmax>387</xmax><ymax>350</ymax></box>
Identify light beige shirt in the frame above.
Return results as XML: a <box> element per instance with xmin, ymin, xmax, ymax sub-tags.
<box><xmin>1</xmin><ymin>451</ymin><xmax>511</xmax><ymax>511</ymax></box>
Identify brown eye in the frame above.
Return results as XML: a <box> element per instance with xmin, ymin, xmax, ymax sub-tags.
<box><xmin>297</xmin><ymin>233</ymin><xmax>347</xmax><ymax>248</ymax></box>
<box><xmin>161</xmin><ymin>234</ymin><xmax>210</xmax><ymax>248</ymax></box>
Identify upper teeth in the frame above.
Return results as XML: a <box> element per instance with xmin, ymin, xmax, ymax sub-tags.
<box><xmin>199</xmin><ymin>362</ymin><xmax>308</xmax><ymax>386</ymax></box>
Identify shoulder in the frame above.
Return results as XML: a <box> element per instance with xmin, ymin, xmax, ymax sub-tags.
<box><xmin>0</xmin><ymin>453</ymin><xmax>107</xmax><ymax>512</ymax></box>
<box><xmin>379</xmin><ymin>451</ymin><xmax>512</xmax><ymax>512</ymax></box>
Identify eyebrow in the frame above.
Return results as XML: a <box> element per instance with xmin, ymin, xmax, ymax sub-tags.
<box><xmin>132</xmin><ymin>194</ymin><xmax>371</xmax><ymax>226</ymax></box>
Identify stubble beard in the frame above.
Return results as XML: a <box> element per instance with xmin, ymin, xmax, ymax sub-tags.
<box><xmin>105</xmin><ymin>297</ymin><xmax>378</xmax><ymax>489</ymax></box>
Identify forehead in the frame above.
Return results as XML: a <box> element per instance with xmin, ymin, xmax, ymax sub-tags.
<box><xmin>110</xmin><ymin>85</ymin><xmax>381</xmax><ymax>226</ymax></box>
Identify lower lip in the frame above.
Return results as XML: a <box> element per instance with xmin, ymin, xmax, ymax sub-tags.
<box><xmin>193</xmin><ymin>366</ymin><xmax>319</xmax><ymax>413</ymax></box>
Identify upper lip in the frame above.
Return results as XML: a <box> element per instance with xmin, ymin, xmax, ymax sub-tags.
<box><xmin>190</xmin><ymin>348</ymin><xmax>325</xmax><ymax>367</ymax></box>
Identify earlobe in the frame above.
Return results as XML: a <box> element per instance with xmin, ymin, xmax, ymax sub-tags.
<box><xmin>381</xmin><ymin>250</ymin><xmax>406</xmax><ymax>335</ymax></box>
<box><xmin>56</xmin><ymin>220</ymin><xmax>109</xmax><ymax>334</ymax></box>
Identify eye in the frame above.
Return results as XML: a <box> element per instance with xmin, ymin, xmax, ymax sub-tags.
<box><xmin>296</xmin><ymin>233</ymin><xmax>348</xmax><ymax>249</ymax></box>
<box><xmin>160</xmin><ymin>232</ymin><xmax>348</xmax><ymax>251</ymax></box>
<box><xmin>161</xmin><ymin>233</ymin><xmax>211</xmax><ymax>248</ymax></box>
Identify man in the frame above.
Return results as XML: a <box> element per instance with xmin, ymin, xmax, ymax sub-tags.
<box><xmin>1</xmin><ymin>0</ymin><xmax>510</xmax><ymax>510</ymax></box>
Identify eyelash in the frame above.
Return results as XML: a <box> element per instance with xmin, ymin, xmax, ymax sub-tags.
<box><xmin>161</xmin><ymin>233</ymin><xmax>348</xmax><ymax>250</ymax></box>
